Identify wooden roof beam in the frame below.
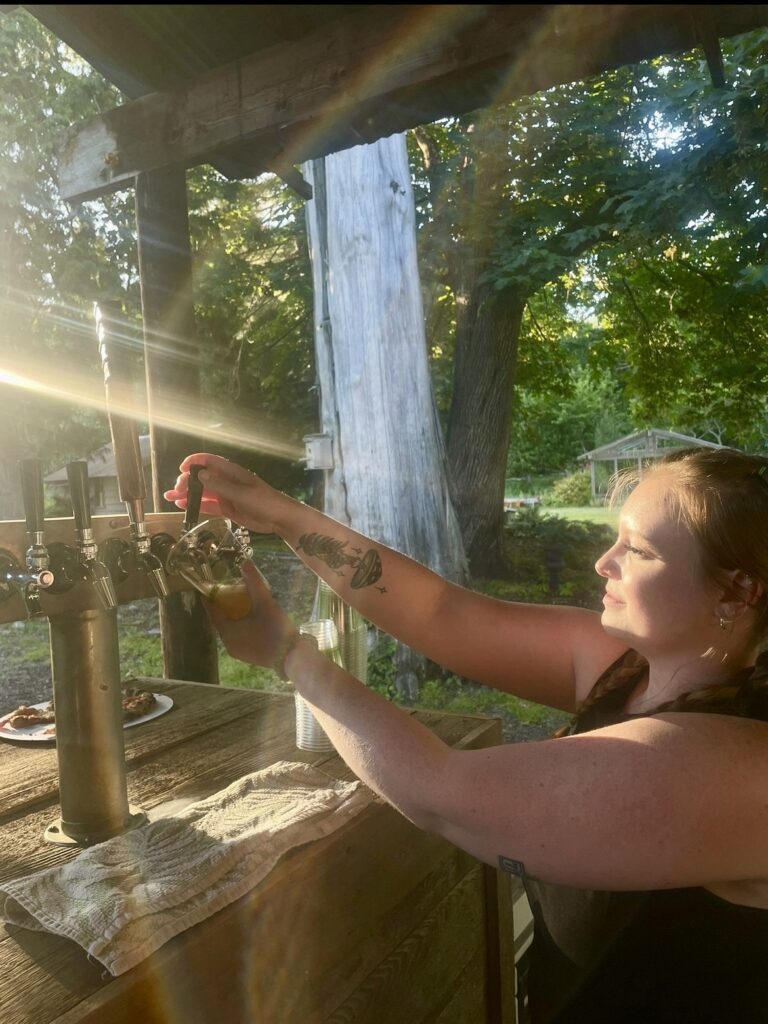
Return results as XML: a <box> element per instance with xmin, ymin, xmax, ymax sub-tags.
<box><xmin>58</xmin><ymin>4</ymin><xmax>766</xmax><ymax>202</ymax></box>
<box><xmin>63</xmin><ymin>3</ymin><xmax>674</xmax><ymax>202</ymax></box>
<box><xmin>56</xmin><ymin>5</ymin><xmax>500</xmax><ymax>200</ymax></box>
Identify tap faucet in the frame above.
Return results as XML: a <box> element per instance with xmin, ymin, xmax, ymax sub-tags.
<box><xmin>66</xmin><ymin>460</ymin><xmax>117</xmax><ymax>609</ymax></box>
<box><xmin>17</xmin><ymin>458</ymin><xmax>55</xmax><ymax>617</ymax></box>
<box><xmin>95</xmin><ymin>300</ymin><xmax>168</xmax><ymax>598</ymax></box>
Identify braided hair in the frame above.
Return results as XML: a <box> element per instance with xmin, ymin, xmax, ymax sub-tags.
<box><xmin>556</xmin><ymin>447</ymin><xmax>768</xmax><ymax>736</ymax></box>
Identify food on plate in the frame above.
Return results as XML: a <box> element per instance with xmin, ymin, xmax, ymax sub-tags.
<box><xmin>121</xmin><ymin>688</ymin><xmax>157</xmax><ymax>720</ymax></box>
<box><xmin>5</xmin><ymin>705</ymin><xmax>55</xmax><ymax>729</ymax></box>
<box><xmin>1</xmin><ymin>688</ymin><xmax>158</xmax><ymax>732</ymax></box>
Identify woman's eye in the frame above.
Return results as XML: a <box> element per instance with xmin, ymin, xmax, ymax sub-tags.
<box><xmin>624</xmin><ymin>544</ymin><xmax>647</xmax><ymax>558</ymax></box>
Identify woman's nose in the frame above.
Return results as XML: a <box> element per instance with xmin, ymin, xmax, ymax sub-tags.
<box><xmin>595</xmin><ymin>544</ymin><xmax>619</xmax><ymax>579</ymax></box>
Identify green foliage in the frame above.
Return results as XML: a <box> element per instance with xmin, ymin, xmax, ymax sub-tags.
<box><xmin>508</xmin><ymin>363</ymin><xmax>632</xmax><ymax>475</ymax></box>
<box><xmin>410</xmin><ymin>28</ymin><xmax>768</xmax><ymax>474</ymax></box>
<box><xmin>0</xmin><ymin>619</ymin><xmax>50</xmax><ymax>666</ymax></box>
<box><xmin>366</xmin><ymin>633</ymin><xmax>399</xmax><ymax>700</ymax></box>
<box><xmin>118</xmin><ymin>632</ymin><xmax>164</xmax><ymax>679</ymax></box>
<box><xmin>0</xmin><ymin>9</ymin><xmax>132</xmax><ymax>487</ymax></box>
<box><xmin>494</xmin><ymin>507</ymin><xmax>615</xmax><ymax>611</ymax></box>
<box><xmin>186</xmin><ymin>165</ymin><xmax>316</xmax><ymax>479</ymax></box>
<box><xmin>365</xmin><ymin>630</ymin><xmax>566</xmax><ymax>730</ymax></box>
<box><xmin>0</xmin><ymin>10</ymin><xmax>315</xmax><ymax>502</ymax></box>
<box><xmin>543</xmin><ymin>472</ymin><xmax>593</xmax><ymax>507</ymax></box>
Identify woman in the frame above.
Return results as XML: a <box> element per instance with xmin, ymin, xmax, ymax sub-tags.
<box><xmin>165</xmin><ymin>446</ymin><xmax>768</xmax><ymax>1023</ymax></box>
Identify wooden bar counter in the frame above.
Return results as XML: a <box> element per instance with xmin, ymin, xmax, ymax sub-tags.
<box><xmin>0</xmin><ymin>681</ymin><xmax>519</xmax><ymax>1024</ymax></box>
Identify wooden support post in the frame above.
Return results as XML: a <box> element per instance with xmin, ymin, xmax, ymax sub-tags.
<box><xmin>135</xmin><ymin>167</ymin><xmax>218</xmax><ymax>683</ymax></box>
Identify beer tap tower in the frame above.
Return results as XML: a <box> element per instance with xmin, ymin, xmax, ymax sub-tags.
<box><xmin>0</xmin><ymin>303</ymin><xmax>238</xmax><ymax>846</ymax></box>
<box><xmin>39</xmin><ymin>455</ymin><xmax>147</xmax><ymax>846</ymax></box>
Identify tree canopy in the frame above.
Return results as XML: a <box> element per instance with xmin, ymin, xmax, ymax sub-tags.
<box><xmin>3</xmin><ymin>7</ymin><xmax>768</xmax><ymax>559</ymax></box>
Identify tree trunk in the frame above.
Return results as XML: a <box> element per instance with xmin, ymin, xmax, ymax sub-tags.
<box><xmin>447</xmin><ymin>281</ymin><xmax>525</xmax><ymax>576</ymax></box>
<box><xmin>304</xmin><ymin>136</ymin><xmax>466</xmax><ymax>697</ymax></box>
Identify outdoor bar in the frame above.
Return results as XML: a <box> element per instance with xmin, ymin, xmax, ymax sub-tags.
<box><xmin>2</xmin><ymin>5</ymin><xmax>768</xmax><ymax>1024</ymax></box>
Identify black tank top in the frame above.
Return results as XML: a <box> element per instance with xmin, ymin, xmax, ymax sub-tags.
<box><xmin>524</xmin><ymin>650</ymin><xmax>768</xmax><ymax>1023</ymax></box>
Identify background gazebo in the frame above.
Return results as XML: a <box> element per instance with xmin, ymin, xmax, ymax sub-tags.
<box><xmin>578</xmin><ymin>429</ymin><xmax>726</xmax><ymax>501</ymax></box>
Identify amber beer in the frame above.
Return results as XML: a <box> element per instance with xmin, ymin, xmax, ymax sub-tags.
<box><xmin>206</xmin><ymin>581</ymin><xmax>252</xmax><ymax>620</ymax></box>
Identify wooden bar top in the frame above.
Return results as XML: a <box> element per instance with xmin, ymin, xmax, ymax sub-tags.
<box><xmin>0</xmin><ymin>681</ymin><xmax>514</xmax><ymax>1024</ymax></box>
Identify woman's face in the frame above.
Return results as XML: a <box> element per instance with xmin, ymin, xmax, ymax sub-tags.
<box><xmin>594</xmin><ymin>472</ymin><xmax>720</xmax><ymax>654</ymax></box>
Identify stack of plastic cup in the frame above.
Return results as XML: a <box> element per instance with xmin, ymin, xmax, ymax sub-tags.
<box><xmin>312</xmin><ymin>579</ymin><xmax>369</xmax><ymax>683</ymax></box>
<box><xmin>293</xmin><ymin>619</ymin><xmax>341</xmax><ymax>752</ymax></box>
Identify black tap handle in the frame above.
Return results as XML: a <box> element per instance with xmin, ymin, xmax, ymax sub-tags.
<box><xmin>66</xmin><ymin>461</ymin><xmax>92</xmax><ymax>531</ymax></box>
<box><xmin>19</xmin><ymin>459</ymin><xmax>45</xmax><ymax>536</ymax></box>
<box><xmin>95</xmin><ymin>301</ymin><xmax>146</xmax><ymax>504</ymax></box>
<box><xmin>184</xmin><ymin>464</ymin><xmax>205</xmax><ymax>533</ymax></box>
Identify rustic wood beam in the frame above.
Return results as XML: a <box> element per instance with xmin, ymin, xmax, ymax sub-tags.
<box><xmin>135</xmin><ymin>167</ymin><xmax>219</xmax><ymax>684</ymax></box>
<box><xmin>57</xmin><ymin>5</ymin><xmax>538</xmax><ymax>201</ymax></box>
<box><xmin>58</xmin><ymin>4</ymin><xmax>768</xmax><ymax>202</ymax></box>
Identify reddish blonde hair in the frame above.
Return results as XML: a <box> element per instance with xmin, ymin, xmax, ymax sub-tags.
<box><xmin>556</xmin><ymin>447</ymin><xmax>768</xmax><ymax>734</ymax></box>
<box><xmin>609</xmin><ymin>446</ymin><xmax>768</xmax><ymax>639</ymax></box>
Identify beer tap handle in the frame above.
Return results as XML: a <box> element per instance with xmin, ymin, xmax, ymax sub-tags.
<box><xmin>184</xmin><ymin>464</ymin><xmax>205</xmax><ymax>535</ymax></box>
<box><xmin>94</xmin><ymin>302</ymin><xmax>167</xmax><ymax>599</ymax></box>
<box><xmin>17</xmin><ymin>459</ymin><xmax>54</xmax><ymax>613</ymax></box>
<box><xmin>66</xmin><ymin>460</ymin><xmax>92</xmax><ymax>533</ymax></box>
<box><xmin>94</xmin><ymin>301</ymin><xmax>146</xmax><ymax>512</ymax></box>
<box><xmin>19</xmin><ymin>458</ymin><xmax>46</xmax><ymax>542</ymax></box>
<box><xmin>66</xmin><ymin>460</ymin><xmax>117</xmax><ymax>609</ymax></box>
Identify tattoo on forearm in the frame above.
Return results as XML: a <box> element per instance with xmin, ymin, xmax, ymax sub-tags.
<box><xmin>297</xmin><ymin>533</ymin><xmax>386</xmax><ymax>592</ymax></box>
<box><xmin>499</xmin><ymin>855</ymin><xmax>528</xmax><ymax>878</ymax></box>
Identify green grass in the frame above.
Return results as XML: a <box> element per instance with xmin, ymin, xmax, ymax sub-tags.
<box><xmin>551</xmin><ymin>505</ymin><xmax>618</xmax><ymax>527</ymax></box>
<box><xmin>217</xmin><ymin>649</ymin><xmax>292</xmax><ymax>692</ymax></box>
<box><xmin>413</xmin><ymin>677</ymin><xmax>567</xmax><ymax>728</ymax></box>
<box><xmin>0</xmin><ymin>619</ymin><xmax>50</xmax><ymax>665</ymax></box>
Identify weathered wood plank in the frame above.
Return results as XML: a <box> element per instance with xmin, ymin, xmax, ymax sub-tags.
<box><xmin>57</xmin><ymin>6</ymin><xmax>546</xmax><ymax>201</ymax></box>
<box><xmin>433</xmin><ymin>946</ymin><xmax>488</xmax><ymax>1024</ymax></box>
<box><xmin>324</xmin><ymin>864</ymin><xmax>486</xmax><ymax>1024</ymax></box>
<box><xmin>0</xmin><ymin>686</ymin><xmax>508</xmax><ymax>1024</ymax></box>
<box><xmin>0</xmin><ymin>682</ymin><xmax>273</xmax><ymax>819</ymax></box>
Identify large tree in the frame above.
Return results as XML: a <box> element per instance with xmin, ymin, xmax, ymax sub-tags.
<box><xmin>0</xmin><ymin>10</ymin><xmax>131</xmax><ymax>516</ymax></box>
<box><xmin>0</xmin><ymin>9</ymin><xmax>316</xmax><ymax>515</ymax></box>
<box><xmin>412</xmin><ymin>27</ymin><xmax>768</xmax><ymax>573</ymax></box>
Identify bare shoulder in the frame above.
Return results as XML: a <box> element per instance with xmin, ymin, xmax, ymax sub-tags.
<box><xmin>431</xmin><ymin>710</ymin><xmax>768</xmax><ymax>892</ymax></box>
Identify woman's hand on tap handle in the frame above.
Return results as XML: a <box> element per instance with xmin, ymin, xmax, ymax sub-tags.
<box><xmin>164</xmin><ymin>453</ymin><xmax>292</xmax><ymax>536</ymax></box>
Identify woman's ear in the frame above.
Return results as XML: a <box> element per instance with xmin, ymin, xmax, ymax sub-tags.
<box><xmin>717</xmin><ymin>570</ymin><xmax>765</xmax><ymax>619</ymax></box>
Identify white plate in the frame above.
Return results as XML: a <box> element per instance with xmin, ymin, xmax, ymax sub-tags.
<box><xmin>0</xmin><ymin>693</ymin><xmax>173</xmax><ymax>743</ymax></box>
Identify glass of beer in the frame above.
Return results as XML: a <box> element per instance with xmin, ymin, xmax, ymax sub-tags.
<box><xmin>165</xmin><ymin>519</ymin><xmax>258</xmax><ymax>621</ymax></box>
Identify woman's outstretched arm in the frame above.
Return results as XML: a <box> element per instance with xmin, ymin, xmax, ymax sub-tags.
<box><xmin>166</xmin><ymin>453</ymin><xmax>626</xmax><ymax>712</ymax></box>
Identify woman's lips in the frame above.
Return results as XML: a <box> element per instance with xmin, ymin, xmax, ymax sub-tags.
<box><xmin>602</xmin><ymin>591</ymin><xmax>625</xmax><ymax>607</ymax></box>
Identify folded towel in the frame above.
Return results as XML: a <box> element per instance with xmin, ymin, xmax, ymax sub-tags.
<box><xmin>0</xmin><ymin>761</ymin><xmax>372</xmax><ymax>976</ymax></box>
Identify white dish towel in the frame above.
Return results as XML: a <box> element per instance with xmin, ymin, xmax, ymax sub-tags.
<box><xmin>0</xmin><ymin>761</ymin><xmax>372</xmax><ymax>976</ymax></box>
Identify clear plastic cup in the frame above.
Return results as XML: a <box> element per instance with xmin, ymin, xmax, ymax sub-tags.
<box><xmin>312</xmin><ymin>579</ymin><xmax>369</xmax><ymax>683</ymax></box>
<box><xmin>293</xmin><ymin>620</ymin><xmax>341</xmax><ymax>752</ymax></box>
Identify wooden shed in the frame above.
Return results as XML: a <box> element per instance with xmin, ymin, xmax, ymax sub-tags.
<box><xmin>577</xmin><ymin>428</ymin><xmax>727</xmax><ymax>500</ymax></box>
<box><xmin>45</xmin><ymin>436</ymin><xmax>152</xmax><ymax>516</ymax></box>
